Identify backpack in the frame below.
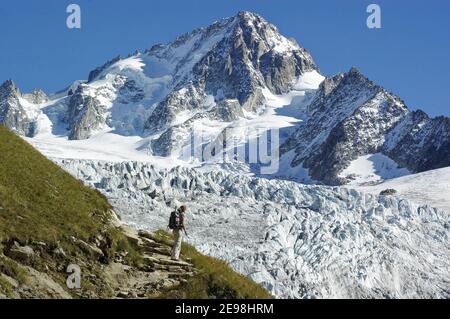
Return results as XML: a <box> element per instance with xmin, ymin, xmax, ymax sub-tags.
<box><xmin>168</xmin><ymin>210</ymin><xmax>183</xmax><ymax>230</ymax></box>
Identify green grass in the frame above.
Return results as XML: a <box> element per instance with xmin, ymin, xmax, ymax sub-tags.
<box><xmin>109</xmin><ymin>227</ymin><xmax>144</xmax><ymax>266</ymax></box>
<box><xmin>0</xmin><ymin>126</ymin><xmax>112</xmax><ymax>246</ymax></box>
<box><xmin>0</xmin><ymin>275</ymin><xmax>14</xmax><ymax>298</ymax></box>
<box><xmin>0</xmin><ymin>126</ymin><xmax>141</xmax><ymax>260</ymax></box>
<box><xmin>0</xmin><ymin>256</ymin><xmax>28</xmax><ymax>284</ymax></box>
<box><xmin>0</xmin><ymin>125</ymin><xmax>141</xmax><ymax>297</ymax></box>
<box><xmin>152</xmin><ymin>230</ymin><xmax>272</xmax><ymax>299</ymax></box>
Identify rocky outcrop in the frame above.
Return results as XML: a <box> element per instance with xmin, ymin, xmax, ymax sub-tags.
<box><xmin>5</xmin><ymin>242</ymin><xmax>35</xmax><ymax>263</ymax></box>
<box><xmin>384</xmin><ymin>111</ymin><xmax>450</xmax><ymax>172</ymax></box>
<box><xmin>211</xmin><ymin>99</ymin><xmax>244</xmax><ymax>122</ymax></box>
<box><xmin>116</xmin><ymin>78</ymin><xmax>145</xmax><ymax>104</ymax></box>
<box><xmin>0</xmin><ymin>80</ymin><xmax>39</xmax><ymax>137</ymax></box>
<box><xmin>22</xmin><ymin>89</ymin><xmax>48</xmax><ymax>104</ymax></box>
<box><xmin>67</xmin><ymin>85</ymin><xmax>106</xmax><ymax>140</ymax></box>
<box><xmin>87</xmin><ymin>56</ymin><xmax>121</xmax><ymax>83</ymax></box>
<box><xmin>145</xmin><ymin>85</ymin><xmax>207</xmax><ymax>134</ymax></box>
<box><xmin>0</xmin><ymin>226</ymin><xmax>198</xmax><ymax>299</ymax></box>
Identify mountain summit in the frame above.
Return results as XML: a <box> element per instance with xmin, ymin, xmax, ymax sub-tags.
<box><xmin>0</xmin><ymin>80</ymin><xmax>39</xmax><ymax>137</ymax></box>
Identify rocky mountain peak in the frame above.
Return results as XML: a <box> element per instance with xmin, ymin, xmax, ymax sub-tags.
<box><xmin>305</xmin><ymin>67</ymin><xmax>378</xmax><ymax>117</ymax></box>
<box><xmin>281</xmin><ymin>64</ymin><xmax>418</xmax><ymax>184</ymax></box>
<box><xmin>232</xmin><ymin>11</ymin><xmax>296</xmax><ymax>46</ymax></box>
<box><xmin>342</xmin><ymin>67</ymin><xmax>377</xmax><ymax>90</ymax></box>
<box><xmin>0</xmin><ymin>80</ymin><xmax>39</xmax><ymax>137</ymax></box>
<box><xmin>235</xmin><ymin>10</ymin><xmax>260</xmax><ymax>20</ymax></box>
<box><xmin>22</xmin><ymin>88</ymin><xmax>49</xmax><ymax>104</ymax></box>
<box><xmin>0</xmin><ymin>79</ymin><xmax>20</xmax><ymax>97</ymax></box>
<box><xmin>143</xmin><ymin>11</ymin><xmax>318</xmax><ymax>153</ymax></box>
<box><xmin>348</xmin><ymin>66</ymin><xmax>361</xmax><ymax>75</ymax></box>
<box><xmin>233</xmin><ymin>11</ymin><xmax>276</xmax><ymax>33</ymax></box>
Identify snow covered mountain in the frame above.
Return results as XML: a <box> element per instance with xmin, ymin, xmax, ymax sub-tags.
<box><xmin>281</xmin><ymin>68</ymin><xmax>450</xmax><ymax>185</ymax></box>
<box><xmin>142</xmin><ymin>11</ymin><xmax>317</xmax><ymax>156</ymax></box>
<box><xmin>1</xmin><ymin>12</ymin><xmax>448</xmax><ymax>185</ymax></box>
<box><xmin>1</xmin><ymin>11</ymin><xmax>449</xmax><ymax>299</ymax></box>
<box><xmin>0</xmin><ymin>80</ymin><xmax>45</xmax><ymax>137</ymax></box>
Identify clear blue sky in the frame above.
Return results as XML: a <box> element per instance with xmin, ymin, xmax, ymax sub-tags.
<box><xmin>0</xmin><ymin>0</ymin><xmax>449</xmax><ymax>116</ymax></box>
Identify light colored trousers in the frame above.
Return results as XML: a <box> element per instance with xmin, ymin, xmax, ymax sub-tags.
<box><xmin>171</xmin><ymin>229</ymin><xmax>183</xmax><ymax>260</ymax></box>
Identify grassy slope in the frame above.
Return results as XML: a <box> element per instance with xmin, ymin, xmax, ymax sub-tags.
<box><xmin>0</xmin><ymin>125</ymin><xmax>139</xmax><ymax>297</ymax></box>
<box><xmin>0</xmin><ymin>126</ymin><xmax>112</xmax><ymax>244</ymax></box>
<box><xmin>152</xmin><ymin>231</ymin><xmax>272</xmax><ymax>299</ymax></box>
<box><xmin>0</xmin><ymin>125</ymin><xmax>271</xmax><ymax>299</ymax></box>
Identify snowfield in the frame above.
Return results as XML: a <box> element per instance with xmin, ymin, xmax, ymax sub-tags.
<box><xmin>353</xmin><ymin>167</ymin><xmax>450</xmax><ymax>213</ymax></box>
<box><xmin>56</xmin><ymin>159</ymin><xmax>450</xmax><ymax>299</ymax></box>
<box><xmin>339</xmin><ymin>153</ymin><xmax>411</xmax><ymax>185</ymax></box>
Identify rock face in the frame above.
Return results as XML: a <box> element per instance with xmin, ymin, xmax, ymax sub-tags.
<box><xmin>0</xmin><ymin>80</ymin><xmax>39</xmax><ymax>137</ymax></box>
<box><xmin>384</xmin><ymin>111</ymin><xmax>450</xmax><ymax>172</ymax></box>
<box><xmin>281</xmin><ymin>68</ymin><xmax>450</xmax><ymax>184</ymax></box>
<box><xmin>22</xmin><ymin>89</ymin><xmax>49</xmax><ymax>104</ymax></box>
<box><xmin>87</xmin><ymin>56</ymin><xmax>121</xmax><ymax>83</ymax></box>
<box><xmin>67</xmin><ymin>85</ymin><xmax>106</xmax><ymax>140</ymax></box>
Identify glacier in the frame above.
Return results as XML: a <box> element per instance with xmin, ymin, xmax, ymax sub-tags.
<box><xmin>56</xmin><ymin>159</ymin><xmax>450</xmax><ymax>299</ymax></box>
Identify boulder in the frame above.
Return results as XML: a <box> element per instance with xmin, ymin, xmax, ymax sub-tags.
<box><xmin>52</xmin><ymin>247</ymin><xmax>66</xmax><ymax>259</ymax></box>
<box><xmin>76</xmin><ymin>240</ymin><xmax>104</xmax><ymax>260</ymax></box>
<box><xmin>380</xmin><ymin>189</ymin><xmax>398</xmax><ymax>196</ymax></box>
<box><xmin>7</xmin><ymin>242</ymin><xmax>35</xmax><ymax>262</ymax></box>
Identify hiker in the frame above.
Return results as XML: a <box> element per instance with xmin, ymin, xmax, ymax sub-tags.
<box><xmin>168</xmin><ymin>205</ymin><xmax>187</xmax><ymax>261</ymax></box>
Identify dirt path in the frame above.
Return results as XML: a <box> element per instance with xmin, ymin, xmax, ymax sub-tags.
<box><xmin>105</xmin><ymin>226</ymin><xmax>197</xmax><ymax>298</ymax></box>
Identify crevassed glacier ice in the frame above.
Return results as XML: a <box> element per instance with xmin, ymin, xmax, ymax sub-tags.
<box><xmin>57</xmin><ymin>159</ymin><xmax>450</xmax><ymax>299</ymax></box>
